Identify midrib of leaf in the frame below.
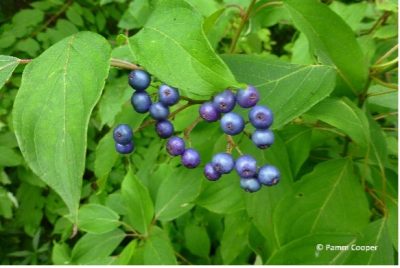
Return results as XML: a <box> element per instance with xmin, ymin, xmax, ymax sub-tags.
<box><xmin>255</xmin><ymin>65</ymin><xmax>310</xmax><ymax>88</ymax></box>
<box><xmin>146</xmin><ymin>238</ymin><xmax>163</xmax><ymax>263</ymax></box>
<box><xmin>284</xmin><ymin>128</ymin><xmax>311</xmax><ymax>144</ymax></box>
<box><xmin>329</xmin><ymin>237</ymin><xmax>357</xmax><ymax>264</ymax></box>
<box><xmin>367</xmin><ymin>219</ymin><xmax>386</xmax><ymax>264</ymax></box>
<box><xmin>0</xmin><ymin>60</ymin><xmax>18</xmax><ymax>72</ymax></box>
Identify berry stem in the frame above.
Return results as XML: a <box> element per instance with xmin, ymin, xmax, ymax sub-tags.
<box><xmin>226</xmin><ymin>135</ymin><xmax>243</xmax><ymax>155</ymax></box>
<box><xmin>254</xmin><ymin>1</ymin><xmax>282</xmax><ymax>14</ymax></box>
<box><xmin>110</xmin><ymin>58</ymin><xmax>141</xmax><ymax>70</ymax></box>
<box><xmin>184</xmin><ymin>116</ymin><xmax>202</xmax><ymax>146</ymax></box>
<box><xmin>180</xmin><ymin>95</ymin><xmax>208</xmax><ymax>104</ymax></box>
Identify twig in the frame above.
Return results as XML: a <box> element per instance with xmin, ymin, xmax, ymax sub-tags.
<box><xmin>373</xmin><ymin>111</ymin><xmax>398</xmax><ymax>120</ymax></box>
<box><xmin>371</xmin><ymin>76</ymin><xmax>398</xmax><ymax>89</ymax></box>
<box><xmin>184</xmin><ymin>116</ymin><xmax>202</xmax><ymax>146</ymax></box>
<box><xmin>361</xmin><ymin>11</ymin><xmax>391</xmax><ymax>36</ymax></box>
<box><xmin>374</xmin><ymin>44</ymin><xmax>398</xmax><ymax>65</ymax></box>
<box><xmin>226</xmin><ymin>135</ymin><xmax>243</xmax><ymax>155</ymax></box>
<box><xmin>110</xmin><ymin>58</ymin><xmax>141</xmax><ymax>70</ymax></box>
<box><xmin>180</xmin><ymin>95</ymin><xmax>208</xmax><ymax>104</ymax></box>
<box><xmin>255</xmin><ymin>1</ymin><xmax>282</xmax><ymax>14</ymax></box>
<box><xmin>175</xmin><ymin>251</ymin><xmax>192</xmax><ymax>265</ymax></box>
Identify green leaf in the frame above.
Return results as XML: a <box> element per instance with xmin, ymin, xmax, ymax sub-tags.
<box><xmin>222</xmin><ymin>55</ymin><xmax>336</xmax><ymax>128</ymax></box>
<box><xmin>184</xmin><ymin>222</ymin><xmax>211</xmax><ymax>258</ymax></box>
<box><xmin>129</xmin><ymin>0</ymin><xmax>239</xmax><ymax>98</ymax></box>
<box><xmin>307</xmin><ymin>97</ymin><xmax>370</xmax><ymax>147</ymax></box>
<box><xmin>367</xmin><ymin>85</ymin><xmax>398</xmax><ymax>110</ymax></box>
<box><xmin>78</xmin><ymin>204</ymin><xmax>120</xmax><ymax>234</ymax></box>
<box><xmin>284</xmin><ymin>0</ymin><xmax>368</xmax><ymax>94</ymax></box>
<box><xmin>121</xmin><ymin>166</ymin><xmax>154</xmax><ymax>234</ymax></box>
<box><xmin>346</xmin><ymin>219</ymin><xmax>394</xmax><ymax>265</ymax></box>
<box><xmin>155</xmin><ymin>168</ymin><xmax>202</xmax><ymax>221</ymax></box>
<box><xmin>274</xmin><ymin>159</ymin><xmax>370</xmax><ymax>245</ymax></box>
<box><xmin>118</xmin><ymin>0</ymin><xmax>151</xmax><ymax>30</ymax></box>
<box><xmin>71</xmin><ymin>229</ymin><xmax>125</xmax><ymax>264</ymax></box>
<box><xmin>143</xmin><ymin>226</ymin><xmax>177</xmax><ymax>265</ymax></box>
<box><xmin>52</xmin><ymin>242</ymin><xmax>71</xmax><ymax>265</ymax></box>
<box><xmin>0</xmin><ymin>55</ymin><xmax>19</xmax><ymax>90</ymax></box>
<box><xmin>13</xmin><ymin>32</ymin><xmax>111</xmax><ymax>221</ymax></box>
<box><xmin>0</xmin><ymin>146</ymin><xmax>23</xmax><ymax>167</ymax></box>
<box><xmin>113</xmin><ymin>240</ymin><xmax>137</xmax><ymax>265</ymax></box>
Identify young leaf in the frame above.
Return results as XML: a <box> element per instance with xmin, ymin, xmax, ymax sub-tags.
<box><xmin>77</xmin><ymin>204</ymin><xmax>120</xmax><ymax>234</ymax></box>
<box><xmin>113</xmin><ymin>240</ymin><xmax>137</xmax><ymax>265</ymax></box>
<box><xmin>0</xmin><ymin>55</ymin><xmax>19</xmax><ymax>90</ymax></box>
<box><xmin>143</xmin><ymin>226</ymin><xmax>177</xmax><ymax>265</ymax></box>
<box><xmin>184</xmin><ymin>222</ymin><xmax>211</xmax><ymax>258</ymax></box>
<box><xmin>129</xmin><ymin>0</ymin><xmax>239</xmax><ymax>98</ymax></box>
<box><xmin>13</xmin><ymin>32</ymin><xmax>111</xmax><ymax>221</ymax></box>
<box><xmin>284</xmin><ymin>0</ymin><xmax>368</xmax><ymax>94</ymax></box>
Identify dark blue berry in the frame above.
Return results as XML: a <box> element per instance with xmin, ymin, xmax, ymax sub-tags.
<box><xmin>237</xmin><ymin>85</ymin><xmax>259</xmax><ymax>108</ymax></box>
<box><xmin>115</xmin><ymin>142</ymin><xmax>134</xmax><ymax>154</ymax></box>
<box><xmin>240</xmin><ymin>178</ymin><xmax>261</xmax><ymax>193</ymax></box>
<box><xmin>235</xmin><ymin>155</ymin><xmax>257</xmax><ymax>178</ymax></box>
<box><xmin>211</xmin><ymin>153</ymin><xmax>234</xmax><ymax>174</ymax></box>
<box><xmin>199</xmin><ymin>102</ymin><xmax>220</xmax><ymax>122</ymax></box>
<box><xmin>158</xmin><ymin>84</ymin><xmax>180</xmax><ymax>106</ymax></box>
<box><xmin>131</xmin><ymin>92</ymin><xmax>152</xmax><ymax>113</ymax></box>
<box><xmin>213</xmin><ymin>90</ymin><xmax>236</xmax><ymax>113</ymax></box>
<box><xmin>258</xmin><ymin>165</ymin><xmax>280</xmax><ymax>186</ymax></box>
<box><xmin>128</xmin><ymin>69</ymin><xmax>151</xmax><ymax>91</ymax></box>
<box><xmin>155</xmin><ymin>120</ymin><xmax>174</xmax><ymax>139</ymax></box>
<box><xmin>149</xmin><ymin>102</ymin><xmax>169</xmax><ymax>120</ymax></box>
<box><xmin>252</xmin><ymin>129</ymin><xmax>274</xmax><ymax>149</ymax></box>
<box><xmin>166</xmin><ymin>136</ymin><xmax>185</xmax><ymax>156</ymax></box>
<box><xmin>249</xmin><ymin>105</ymin><xmax>273</xmax><ymax>129</ymax></box>
<box><xmin>204</xmin><ymin>163</ymin><xmax>221</xmax><ymax>181</ymax></box>
<box><xmin>181</xmin><ymin>148</ymin><xmax>201</xmax><ymax>169</ymax></box>
<box><xmin>220</xmin><ymin>112</ymin><xmax>245</xmax><ymax>135</ymax></box>
<box><xmin>113</xmin><ymin>124</ymin><xmax>133</xmax><ymax>145</ymax></box>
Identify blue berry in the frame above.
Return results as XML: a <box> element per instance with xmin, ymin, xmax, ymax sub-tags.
<box><xmin>166</xmin><ymin>136</ymin><xmax>185</xmax><ymax>156</ymax></box>
<box><xmin>113</xmin><ymin>124</ymin><xmax>133</xmax><ymax>145</ymax></box>
<box><xmin>240</xmin><ymin>178</ymin><xmax>261</xmax><ymax>193</ymax></box>
<box><xmin>155</xmin><ymin>120</ymin><xmax>174</xmax><ymax>139</ymax></box>
<box><xmin>248</xmin><ymin>105</ymin><xmax>273</xmax><ymax>129</ymax></box>
<box><xmin>158</xmin><ymin>84</ymin><xmax>180</xmax><ymax>106</ymax></box>
<box><xmin>252</xmin><ymin>129</ymin><xmax>274</xmax><ymax>149</ymax></box>
<box><xmin>115</xmin><ymin>142</ymin><xmax>134</xmax><ymax>154</ymax></box>
<box><xmin>181</xmin><ymin>148</ymin><xmax>201</xmax><ymax>169</ymax></box>
<box><xmin>258</xmin><ymin>165</ymin><xmax>280</xmax><ymax>186</ymax></box>
<box><xmin>199</xmin><ymin>102</ymin><xmax>220</xmax><ymax>122</ymax></box>
<box><xmin>131</xmin><ymin>92</ymin><xmax>152</xmax><ymax>113</ymax></box>
<box><xmin>237</xmin><ymin>85</ymin><xmax>259</xmax><ymax>108</ymax></box>
<box><xmin>235</xmin><ymin>155</ymin><xmax>257</xmax><ymax>178</ymax></box>
<box><xmin>204</xmin><ymin>163</ymin><xmax>221</xmax><ymax>181</ymax></box>
<box><xmin>128</xmin><ymin>69</ymin><xmax>151</xmax><ymax>91</ymax></box>
<box><xmin>213</xmin><ymin>90</ymin><xmax>236</xmax><ymax>113</ymax></box>
<box><xmin>220</xmin><ymin>112</ymin><xmax>245</xmax><ymax>135</ymax></box>
<box><xmin>212</xmin><ymin>153</ymin><xmax>234</xmax><ymax>174</ymax></box>
<box><xmin>149</xmin><ymin>102</ymin><xmax>169</xmax><ymax>120</ymax></box>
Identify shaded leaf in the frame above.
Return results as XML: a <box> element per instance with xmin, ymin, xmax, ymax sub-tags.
<box><xmin>143</xmin><ymin>226</ymin><xmax>177</xmax><ymax>265</ymax></box>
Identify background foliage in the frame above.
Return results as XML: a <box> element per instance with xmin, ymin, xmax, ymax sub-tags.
<box><xmin>0</xmin><ymin>0</ymin><xmax>398</xmax><ymax>265</ymax></box>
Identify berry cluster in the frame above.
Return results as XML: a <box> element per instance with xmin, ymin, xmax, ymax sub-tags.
<box><xmin>199</xmin><ymin>86</ymin><xmax>279</xmax><ymax>192</ymax></box>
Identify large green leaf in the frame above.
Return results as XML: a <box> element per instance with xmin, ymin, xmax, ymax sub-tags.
<box><xmin>222</xmin><ymin>55</ymin><xmax>336</xmax><ymax>129</ymax></box>
<box><xmin>274</xmin><ymin>159</ymin><xmax>370</xmax><ymax>245</ymax></box>
<box><xmin>284</xmin><ymin>0</ymin><xmax>368</xmax><ymax>94</ymax></box>
<box><xmin>121</xmin><ymin>166</ymin><xmax>154</xmax><ymax>235</ymax></box>
<box><xmin>143</xmin><ymin>226</ymin><xmax>177</xmax><ymax>265</ymax></box>
<box><xmin>0</xmin><ymin>55</ymin><xmax>19</xmax><ymax>90</ymax></box>
<box><xmin>129</xmin><ymin>0</ymin><xmax>239</xmax><ymax>98</ymax></box>
<box><xmin>13</xmin><ymin>32</ymin><xmax>111</xmax><ymax>220</ymax></box>
<box><xmin>77</xmin><ymin>204</ymin><xmax>120</xmax><ymax>234</ymax></box>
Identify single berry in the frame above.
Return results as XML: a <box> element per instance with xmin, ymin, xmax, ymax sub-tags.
<box><xmin>211</xmin><ymin>153</ymin><xmax>234</xmax><ymax>174</ymax></box>
<box><xmin>204</xmin><ymin>163</ymin><xmax>221</xmax><ymax>181</ymax></box>
<box><xmin>235</xmin><ymin>155</ymin><xmax>257</xmax><ymax>178</ymax></box>
<box><xmin>248</xmin><ymin>105</ymin><xmax>273</xmax><ymax>129</ymax></box>
<box><xmin>240</xmin><ymin>178</ymin><xmax>261</xmax><ymax>193</ymax></box>
<box><xmin>113</xmin><ymin>124</ymin><xmax>133</xmax><ymax>145</ymax></box>
<box><xmin>251</xmin><ymin>129</ymin><xmax>274</xmax><ymax>149</ymax></box>
<box><xmin>258</xmin><ymin>165</ymin><xmax>280</xmax><ymax>186</ymax></box>
<box><xmin>166</xmin><ymin>136</ymin><xmax>185</xmax><ymax>156</ymax></box>
<box><xmin>128</xmin><ymin>69</ymin><xmax>151</xmax><ymax>91</ymax></box>
<box><xmin>115</xmin><ymin>142</ymin><xmax>134</xmax><ymax>154</ymax></box>
<box><xmin>237</xmin><ymin>85</ymin><xmax>260</xmax><ymax>108</ymax></box>
<box><xmin>158</xmin><ymin>84</ymin><xmax>180</xmax><ymax>106</ymax></box>
<box><xmin>149</xmin><ymin>102</ymin><xmax>169</xmax><ymax>120</ymax></box>
<box><xmin>181</xmin><ymin>148</ymin><xmax>201</xmax><ymax>169</ymax></box>
<box><xmin>220</xmin><ymin>112</ymin><xmax>245</xmax><ymax>135</ymax></box>
<box><xmin>155</xmin><ymin>120</ymin><xmax>174</xmax><ymax>139</ymax></box>
<box><xmin>213</xmin><ymin>90</ymin><xmax>236</xmax><ymax>113</ymax></box>
<box><xmin>131</xmin><ymin>92</ymin><xmax>152</xmax><ymax>113</ymax></box>
<box><xmin>199</xmin><ymin>102</ymin><xmax>220</xmax><ymax>122</ymax></box>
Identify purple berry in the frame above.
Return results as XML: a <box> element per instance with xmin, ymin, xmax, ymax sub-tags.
<box><xmin>237</xmin><ymin>85</ymin><xmax>259</xmax><ymax>108</ymax></box>
<box><xmin>115</xmin><ymin>142</ymin><xmax>134</xmax><ymax>154</ymax></box>
<box><xmin>240</xmin><ymin>178</ymin><xmax>261</xmax><ymax>193</ymax></box>
<box><xmin>204</xmin><ymin>163</ymin><xmax>221</xmax><ymax>181</ymax></box>
<box><xmin>113</xmin><ymin>124</ymin><xmax>133</xmax><ymax>145</ymax></box>
<box><xmin>166</xmin><ymin>136</ymin><xmax>186</xmax><ymax>156</ymax></box>
<box><xmin>158</xmin><ymin>84</ymin><xmax>180</xmax><ymax>106</ymax></box>
<box><xmin>181</xmin><ymin>148</ymin><xmax>201</xmax><ymax>169</ymax></box>
<box><xmin>211</xmin><ymin>153</ymin><xmax>234</xmax><ymax>174</ymax></box>
<box><xmin>199</xmin><ymin>102</ymin><xmax>220</xmax><ymax>122</ymax></box>
<box><xmin>258</xmin><ymin>165</ymin><xmax>280</xmax><ymax>186</ymax></box>
<box><xmin>155</xmin><ymin>120</ymin><xmax>174</xmax><ymax>139</ymax></box>
<box><xmin>131</xmin><ymin>92</ymin><xmax>152</xmax><ymax>113</ymax></box>
<box><xmin>220</xmin><ymin>112</ymin><xmax>245</xmax><ymax>135</ymax></box>
<box><xmin>128</xmin><ymin>69</ymin><xmax>151</xmax><ymax>91</ymax></box>
<box><xmin>149</xmin><ymin>102</ymin><xmax>169</xmax><ymax>120</ymax></box>
<box><xmin>213</xmin><ymin>90</ymin><xmax>236</xmax><ymax>113</ymax></box>
<box><xmin>235</xmin><ymin>155</ymin><xmax>257</xmax><ymax>178</ymax></box>
<box><xmin>248</xmin><ymin>105</ymin><xmax>273</xmax><ymax>129</ymax></box>
<box><xmin>252</xmin><ymin>129</ymin><xmax>274</xmax><ymax>149</ymax></box>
